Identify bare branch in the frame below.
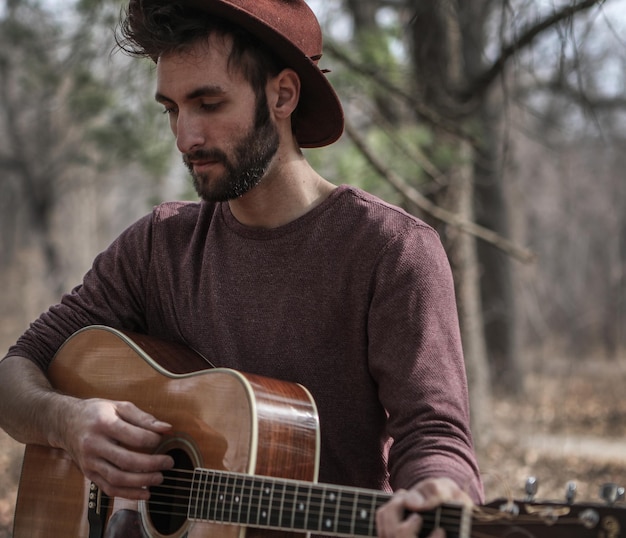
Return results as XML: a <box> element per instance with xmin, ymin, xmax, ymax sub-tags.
<box><xmin>344</xmin><ymin>119</ymin><xmax>536</xmax><ymax>264</ymax></box>
<box><xmin>467</xmin><ymin>0</ymin><xmax>606</xmax><ymax>98</ymax></box>
<box><xmin>325</xmin><ymin>41</ymin><xmax>480</xmax><ymax>144</ymax></box>
<box><xmin>546</xmin><ymin>79</ymin><xmax>626</xmax><ymax>110</ymax></box>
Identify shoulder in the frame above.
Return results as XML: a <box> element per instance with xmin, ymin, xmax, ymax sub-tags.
<box><xmin>338</xmin><ymin>186</ymin><xmax>434</xmax><ymax>232</ymax></box>
<box><xmin>334</xmin><ymin>185</ymin><xmax>441</xmax><ymax>249</ymax></box>
<box><xmin>331</xmin><ymin>187</ymin><xmax>452</xmax><ymax>284</ymax></box>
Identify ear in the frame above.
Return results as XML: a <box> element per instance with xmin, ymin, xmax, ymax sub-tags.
<box><xmin>267</xmin><ymin>68</ymin><xmax>301</xmax><ymax>120</ymax></box>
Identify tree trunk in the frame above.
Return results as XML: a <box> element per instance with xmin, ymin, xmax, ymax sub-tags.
<box><xmin>459</xmin><ymin>0</ymin><xmax>525</xmax><ymax>394</ymax></box>
<box><xmin>408</xmin><ymin>0</ymin><xmax>492</xmax><ymax>445</ymax></box>
<box><xmin>439</xmin><ymin>140</ymin><xmax>492</xmax><ymax>446</ymax></box>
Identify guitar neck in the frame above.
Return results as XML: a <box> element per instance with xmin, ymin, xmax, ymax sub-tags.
<box><xmin>187</xmin><ymin>468</ymin><xmax>471</xmax><ymax>538</ymax></box>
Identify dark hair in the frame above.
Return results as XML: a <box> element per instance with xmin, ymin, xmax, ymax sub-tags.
<box><xmin>116</xmin><ymin>2</ymin><xmax>286</xmax><ymax>102</ymax></box>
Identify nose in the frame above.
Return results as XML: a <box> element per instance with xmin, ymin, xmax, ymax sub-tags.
<box><xmin>173</xmin><ymin>112</ymin><xmax>206</xmax><ymax>154</ymax></box>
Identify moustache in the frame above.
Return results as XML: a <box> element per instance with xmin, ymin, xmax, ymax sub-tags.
<box><xmin>183</xmin><ymin>148</ymin><xmax>228</xmax><ymax>169</ymax></box>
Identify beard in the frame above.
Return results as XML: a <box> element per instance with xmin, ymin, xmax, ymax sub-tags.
<box><xmin>183</xmin><ymin>94</ymin><xmax>280</xmax><ymax>203</ymax></box>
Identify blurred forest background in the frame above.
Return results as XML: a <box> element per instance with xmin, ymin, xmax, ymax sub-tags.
<box><xmin>2</xmin><ymin>0</ymin><xmax>626</xmax><ymax>535</ymax></box>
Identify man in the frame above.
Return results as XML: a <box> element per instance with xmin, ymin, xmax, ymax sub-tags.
<box><xmin>0</xmin><ymin>1</ymin><xmax>483</xmax><ymax>536</ymax></box>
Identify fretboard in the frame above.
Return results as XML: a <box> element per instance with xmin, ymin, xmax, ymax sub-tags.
<box><xmin>188</xmin><ymin>469</ymin><xmax>470</xmax><ymax>537</ymax></box>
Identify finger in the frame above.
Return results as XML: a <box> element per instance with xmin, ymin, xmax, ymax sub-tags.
<box><xmin>377</xmin><ymin>511</ymin><xmax>422</xmax><ymax>538</ymax></box>
<box><xmin>115</xmin><ymin>401</ymin><xmax>172</xmax><ymax>432</ymax></box>
<box><xmin>103</xmin><ymin>441</ymin><xmax>174</xmax><ymax>472</ymax></box>
<box><xmin>86</xmin><ymin>452</ymin><xmax>170</xmax><ymax>500</ymax></box>
<box><xmin>405</xmin><ymin>478</ymin><xmax>472</xmax><ymax>511</ymax></box>
<box><xmin>107</xmin><ymin>403</ymin><xmax>172</xmax><ymax>451</ymax></box>
<box><xmin>377</xmin><ymin>490</ymin><xmax>423</xmax><ymax>538</ymax></box>
<box><xmin>88</xmin><ymin>467</ymin><xmax>158</xmax><ymax>501</ymax></box>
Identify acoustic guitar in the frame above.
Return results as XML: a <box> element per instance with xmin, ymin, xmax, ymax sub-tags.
<box><xmin>13</xmin><ymin>325</ymin><xmax>626</xmax><ymax>537</ymax></box>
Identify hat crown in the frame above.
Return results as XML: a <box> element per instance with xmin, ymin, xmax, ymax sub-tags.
<box><xmin>209</xmin><ymin>0</ymin><xmax>323</xmax><ymax>62</ymax></box>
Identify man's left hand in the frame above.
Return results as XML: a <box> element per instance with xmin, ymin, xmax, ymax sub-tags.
<box><xmin>376</xmin><ymin>477</ymin><xmax>473</xmax><ymax>538</ymax></box>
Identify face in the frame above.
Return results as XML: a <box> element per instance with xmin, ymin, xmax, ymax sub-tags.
<box><xmin>156</xmin><ymin>36</ymin><xmax>279</xmax><ymax>202</ymax></box>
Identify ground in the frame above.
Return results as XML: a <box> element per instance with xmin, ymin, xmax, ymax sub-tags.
<box><xmin>478</xmin><ymin>357</ymin><xmax>626</xmax><ymax>505</ymax></box>
<box><xmin>1</xmin><ymin>356</ymin><xmax>625</xmax><ymax>537</ymax></box>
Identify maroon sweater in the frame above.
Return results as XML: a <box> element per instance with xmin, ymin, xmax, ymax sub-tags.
<box><xmin>6</xmin><ymin>185</ymin><xmax>483</xmax><ymax>501</ymax></box>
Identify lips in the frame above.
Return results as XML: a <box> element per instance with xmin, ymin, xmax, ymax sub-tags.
<box><xmin>190</xmin><ymin>160</ymin><xmax>222</xmax><ymax>173</ymax></box>
<box><xmin>184</xmin><ymin>150</ymin><xmax>226</xmax><ymax>174</ymax></box>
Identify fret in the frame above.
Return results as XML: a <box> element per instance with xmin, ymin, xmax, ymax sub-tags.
<box><xmin>295</xmin><ymin>482</ymin><xmax>313</xmax><ymax>531</ymax></box>
<box><xmin>351</xmin><ymin>490</ymin><xmax>376</xmax><ymax>536</ymax></box>
<box><xmin>200</xmin><ymin>469</ymin><xmax>212</xmax><ymax>521</ymax></box>
<box><xmin>224</xmin><ymin>473</ymin><xmax>243</xmax><ymax>524</ymax></box>
<box><xmin>205</xmin><ymin>471</ymin><xmax>218</xmax><ymax>521</ymax></box>
<box><xmin>314</xmin><ymin>485</ymin><xmax>324</xmax><ymax>532</ymax></box>
<box><xmin>434</xmin><ymin>506</ymin><xmax>441</xmax><ymax>532</ymax></box>
<box><xmin>191</xmin><ymin>469</ymin><xmax>215</xmax><ymax>522</ymax></box>
<box><xmin>239</xmin><ymin>475</ymin><xmax>254</xmax><ymax>525</ymax></box>
<box><xmin>245</xmin><ymin>475</ymin><xmax>259</xmax><ymax>525</ymax></box>
<box><xmin>215</xmin><ymin>472</ymin><xmax>227</xmax><ymax>522</ymax></box>
<box><xmin>221</xmin><ymin>472</ymin><xmax>232</xmax><ymax>523</ymax></box>
<box><xmin>369</xmin><ymin>492</ymin><xmax>382</xmax><ymax>536</ymax></box>
<box><xmin>319</xmin><ymin>485</ymin><xmax>340</xmax><ymax>533</ymax></box>
<box><xmin>257</xmin><ymin>477</ymin><xmax>273</xmax><ymax>526</ymax></box>
<box><xmin>269</xmin><ymin>478</ymin><xmax>286</xmax><ymax>527</ymax></box>
<box><xmin>188</xmin><ymin>469</ymin><xmax>201</xmax><ymax>520</ymax></box>
<box><xmin>336</xmin><ymin>488</ymin><xmax>356</xmax><ymax>536</ymax></box>
<box><xmin>282</xmin><ymin>482</ymin><xmax>298</xmax><ymax>529</ymax></box>
<box><xmin>231</xmin><ymin>474</ymin><xmax>246</xmax><ymax>525</ymax></box>
<box><xmin>428</xmin><ymin>505</ymin><xmax>465</xmax><ymax>538</ymax></box>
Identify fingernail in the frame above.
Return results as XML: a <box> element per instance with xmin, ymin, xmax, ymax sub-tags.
<box><xmin>154</xmin><ymin>420</ymin><xmax>172</xmax><ymax>428</ymax></box>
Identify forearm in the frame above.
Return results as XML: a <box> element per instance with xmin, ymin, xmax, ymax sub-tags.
<box><xmin>0</xmin><ymin>355</ymin><xmax>78</xmax><ymax>450</ymax></box>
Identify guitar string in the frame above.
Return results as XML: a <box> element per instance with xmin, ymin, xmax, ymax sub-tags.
<box><xmin>167</xmin><ymin>467</ymin><xmax>587</xmax><ymax>527</ymax></box>
<box><xmin>131</xmin><ymin>470</ymin><xmax>590</xmax><ymax>538</ymax></box>
<box><xmin>139</xmin><ymin>497</ymin><xmax>585</xmax><ymax>538</ymax></box>
<box><xmin>147</xmin><ymin>467</ymin><xmax>465</xmax><ymax>525</ymax></box>
<box><xmin>142</xmin><ymin>508</ymin><xmax>464</xmax><ymax>536</ymax></box>
<box><xmin>122</xmin><ymin>466</ymin><xmax>466</xmax><ymax>535</ymax></box>
<box><xmin>143</xmin><ymin>492</ymin><xmax>465</xmax><ymax>523</ymax></box>
<box><xmin>141</xmin><ymin>497</ymin><xmax>464</xmax><ymax>531</ymax></box>
<box><xmin>139</xmin><ymin>471</ymin><xmax>585</xmax><ymax>536</ymax></box>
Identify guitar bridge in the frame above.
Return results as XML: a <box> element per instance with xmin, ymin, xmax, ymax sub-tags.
<box><xmin>87</xmin><ymin>482</ymin><xmax>110</xmax><ymax>538</ymax></box>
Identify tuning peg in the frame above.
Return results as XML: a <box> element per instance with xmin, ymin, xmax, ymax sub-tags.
<box><xmin>599</xmin><ymin>483</ymin><xmax>625</xmax><ymax>505</ymax></box>
<box><xmin>525</xmin><ymin>476</ymin><xmax>538</xmax><ymax>501</ymax></box>
<box><xmin>565</xmin><ymin>481</ymin><xmax>577</xmax><ymax>505</ymax></box>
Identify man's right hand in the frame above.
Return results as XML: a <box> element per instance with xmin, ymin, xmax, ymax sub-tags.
<box><xmin>0</xmin><ymin>356</ymin><xmax>174</xmax><ymax>501</ymax></box>
<box><xmin>58</xmin><ymin>398</ymin><xmax>174</xmax><ymax>500</ymax></box>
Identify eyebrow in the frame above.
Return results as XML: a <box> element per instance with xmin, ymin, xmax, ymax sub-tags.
<box><xmin>155</xmin><ymin>85</ymin><xmax>227</xmax><ymax>104</ymax></box>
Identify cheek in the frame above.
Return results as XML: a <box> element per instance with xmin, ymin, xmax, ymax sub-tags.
<box><xmin>168</xmin><ymin>116</ymin><xmax>177</xmax><ymax>136</ymax></box>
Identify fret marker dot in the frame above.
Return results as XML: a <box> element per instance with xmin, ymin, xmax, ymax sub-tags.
<box><xmin>325</xmin><ymin>519</ymin><xmax>332</xmax><ymax>528</ymax></box>
<box><xmin>329</xmin><ymin>493</ymin><xmax>336</xmax><ymax>502</ymax></box>
<box><xmin>298</xmin><ymin>503</ymin><xmax>305</xmax><ymax>511</ymax></box>
<box><xmin>219</xmin><ymin>495</ymin><xmax>224</xmax><ymax>502</ymax></box>
<box><xmin>235</xmin><ymin>496</ymin><xmax>240</xmax><ymax>503</ymax></box>
<box><xmin>360</xmin><ymin>510</ymin><xmax>368</xmax><ymax>519</ymax></box>
<box><xmin>265</xmin><ymin>487</ymin><xmax>270</xmax><ymax>495</ymax></box>
<box><xmin>262</xmin><ymin>511</ymin><xmax>267</xmax><ymax>519</ymax></box>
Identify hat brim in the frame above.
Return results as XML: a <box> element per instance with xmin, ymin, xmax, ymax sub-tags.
<box><xmin>181</xmin><ymin>0</ymin><xmax>344</xmax><ymax>148</ymax></box>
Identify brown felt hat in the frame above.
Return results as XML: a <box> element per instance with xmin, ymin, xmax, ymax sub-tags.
<box><xmin>131</xmin><ymin>0</ymin><xmax>344</xmax><ymax>148</ymax></box>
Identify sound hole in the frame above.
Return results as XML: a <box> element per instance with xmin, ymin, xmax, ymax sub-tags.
<box><xmin>147</xmin><ymin>447</ymin><xmax>194</xmax><ymax>536</ymax></box>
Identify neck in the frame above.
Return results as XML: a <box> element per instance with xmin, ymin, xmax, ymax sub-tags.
<box><xmin>228</xmin><ymin>151</ymin><xmax>335</xmax><ymax>229</ymax></box>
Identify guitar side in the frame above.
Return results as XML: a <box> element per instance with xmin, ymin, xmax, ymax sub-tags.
<box><xmin>13</xmin><ymin>326</ymin><xmax>320</xmax><ymax>538</ymax></box>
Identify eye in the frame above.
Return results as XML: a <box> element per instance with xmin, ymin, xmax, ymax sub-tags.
<box><xmin>162</xmin><ymin>106</ymin><xmax>178</xmax><ymax>116</ymax></box>
<box><xmin>200</xmin><ymin>102</ymin><xmax>222</xmax><ymax>112</ymax></box>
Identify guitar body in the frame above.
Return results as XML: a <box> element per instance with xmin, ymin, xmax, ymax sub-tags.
<box><xmin>14</xmin><ymin>325</ymin><xmax>320</xmax><ymax>538</ymax></box>
<box><xmin>14</xmin><ymin>326</ymin><xmax>626</xmax><ymax>538</ymax></box>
